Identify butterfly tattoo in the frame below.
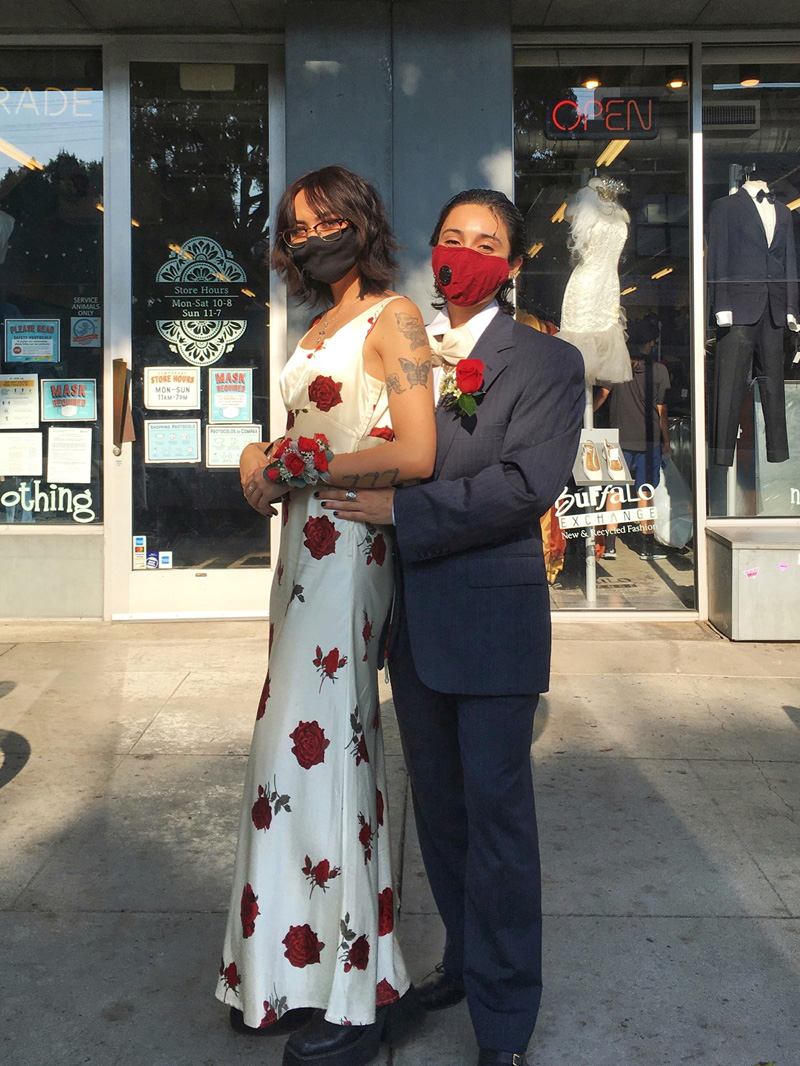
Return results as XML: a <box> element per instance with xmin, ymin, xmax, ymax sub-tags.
<box><xmin>398</xmin><ymin>356</ymin><xmax>432</xmax><ymax>389</ymax></box>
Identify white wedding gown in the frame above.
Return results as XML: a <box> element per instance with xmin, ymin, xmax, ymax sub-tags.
<box><xmin>216</xmin><ymin>296</ymin><xmax>410</xmax><ymax>1028</ymax></box>
<box><xmin>557</xmin><ymin>191</ymin><xmax>632</xmax><ymax>386</ymax></box>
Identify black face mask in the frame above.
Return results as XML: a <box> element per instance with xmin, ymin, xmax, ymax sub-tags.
<box><xmin>290</xmin><ymin>227</ymin><xmax>360</xmax><ymax>284</ymax></box>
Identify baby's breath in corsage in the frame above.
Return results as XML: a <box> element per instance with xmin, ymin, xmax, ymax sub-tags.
<box><xmin>439</xmin><ymin>358</ymin><xmax>486</xmax><ymax>417</ymax></box>
<box><xmin>265</xmin><ymin>434</ymin><xmax>334</xmax><ymax>487</ymax></box>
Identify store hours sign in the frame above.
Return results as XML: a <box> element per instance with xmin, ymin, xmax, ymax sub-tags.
<box><xmin>155</xmin><ymin>237</ymin><xmax>248</xmax><ymax>367</ymax></box>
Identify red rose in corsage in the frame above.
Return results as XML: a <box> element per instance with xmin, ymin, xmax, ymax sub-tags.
<box><xmin>264</xmin><ymin>434</ymin><xmax>334</xmax><ymax>489</ymax></box>
<box><xmin>440</xmin><ymin>357</ymin><xmax>485</xmax><ymax>417</ymax></box>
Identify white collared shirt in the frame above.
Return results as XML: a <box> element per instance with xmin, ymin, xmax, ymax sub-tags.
<box><xmin>426</xmin><ymin>300</ymin><xmax>500</xmax><ymax>397</ymax></box>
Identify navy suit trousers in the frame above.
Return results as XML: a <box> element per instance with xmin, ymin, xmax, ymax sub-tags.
<box><xmin>389</xmin><ymin>612</ymin><xmax>542</xmax><ymax>1051</ymax></box>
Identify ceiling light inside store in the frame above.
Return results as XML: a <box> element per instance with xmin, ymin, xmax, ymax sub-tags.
<box><xmin>739</xmin><ymin>64</ymin><xmax>761</xmax><ymax>87</ymax></box>
<box><xmin>620</xmin><ymin>286</ymin><xmax>637</xmax><ymax>295</ymax></box>
<box><xmin>582</xmin><ymin>77</ymin><xmax>601</xmax><ymax>90</ymax></box>
<box><xmin>786</xmin><ymin>197</ymin><xmax>800</xmax><ymax>211</ymax></box>
<box><xmin>651</xmin><ymin>267</ymin><xmax>673</xmax><ymax>280</ymax></box>
<box><xmin>0</xmin><ymin>136</ymin><xmax>44</xmax><ymax>171</ymax></box>
<box><xmin>550</xmin><ymin>202</ymin><xmax>567</xmax><ymax>223</ymax></box>
<box><xmin>527</xmin><ymin>241</ymin><xmax>544</xmax><ymax>257</ymax></box>
<box><xmin>667</xmin><ymin>70</ymin><xmax>686</xmax><ymax>90</ymax></box>
<box><xmin>95</xmin><ymin>203</ymin><xmax>104</xmax><ymax>212</ymax></box>
<box><xmin>131</xmin><ymin>220</ymin><xmax>140</xmax><ymax>227</ymax></box>
<box><xmin>596</xmin><ymin>139</ymin><xmax>630</xmax><ymax>167</ymax></box>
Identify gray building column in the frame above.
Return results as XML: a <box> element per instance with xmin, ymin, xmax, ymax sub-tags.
<box><xmin>391</xmin><ymin>0</ymin><xmax>514</xmax><ymax>311</ymax></box>
<box><xmin>284</xmin><ymin>0</ymin><xmax>393</xmax><ymax>339</ymax></box>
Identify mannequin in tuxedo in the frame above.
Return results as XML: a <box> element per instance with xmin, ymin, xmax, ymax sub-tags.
<box><xmin>707</xmin><ymin>178</ymin><xmax>799</xmax><ymax>465</ymax></box>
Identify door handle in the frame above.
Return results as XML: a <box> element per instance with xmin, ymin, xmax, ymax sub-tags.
<box><xmin>112</xmin><ymin>358</ymin><xmax>136</xmax><ymax>455</ymax></box>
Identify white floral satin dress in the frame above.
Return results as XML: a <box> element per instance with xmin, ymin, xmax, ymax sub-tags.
<box><xmin>216</xmin><ymin>296</ymin><xmax>410</xmax><ymax>1027</ymax></box>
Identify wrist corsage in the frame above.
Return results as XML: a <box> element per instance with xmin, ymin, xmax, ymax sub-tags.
<box><xmin>265</xmin><ymin>434</ymin><xmax>334</xmax><ymax>487</ymax></box>
<box><xmin>440</xmin><ymin>358</ymin><xmax>485</xmax><ymax>416</ymax></box>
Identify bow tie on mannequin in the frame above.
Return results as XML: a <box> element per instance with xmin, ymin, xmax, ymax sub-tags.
<box><xmin>756</xmin><ymin>189</ymin><xmax>776</xmax><ymax>204</ymax></box>
<box><xmin>429</xmin><ymin>324</ymin><xmax>475</xmax><ymax>366</ymax></box>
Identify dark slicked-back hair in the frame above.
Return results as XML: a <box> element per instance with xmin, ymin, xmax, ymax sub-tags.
<box><xmin>429</xmin><ymin>188</ymin><xmax>526</xmax><ymax>315</ymax></box>
<box><xmin>271</xmin><ymin>165</ymin><xmax>398</xmax><ymax>305</ymax></box>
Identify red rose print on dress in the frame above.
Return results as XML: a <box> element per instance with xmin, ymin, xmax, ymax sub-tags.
<box><xmin>302</xmin><ymin>855</ymin><xmax>341</xmax><ymax>897</ymax></box>
<box><xmin>347</xmin><ymin>708</ymin><xmax>369</xmax><ymax>766</ymax></box>
<box><xmin>345</xmin><ymin>935</ymin><xmax>370</xmax><ymax>972</ymax></box>
<box><xmin>359</xmin><ymin>524</ymin><xmax>387</xmax><ymax>566</ymax></box>
<box><xmin>378</xmin><ymin>887</ymin><xmax>394</xmax><ymax>935</ymax></box>
<box><xmin>338</xmin><ymin>913</ymin><xmax>370</xmax><ymax>973</ymax></box>
<box><xmin>219</xmin><ymin>958</ymin><xmax>241</xmax><ymax>999</ymax></box>
<box><xmin>376</xmin><ymin>979</ymin><xmax>400</xmax><ymax>1006</ymax></box>
<box><xmin>376</xmin><ymin>787</ymin><xmax>384</xmax><ymax>828</ymax></box>
<box><xmin>290</xmin><ymin>720</ymin><xmax>330</xmax><ymax>768</ymax></box>
<box><xmin>252</xmin><ymin>776</ymin><xmax>291</xmax><ymax>830</ymax></box>
<box><xmin>362</xmin><ymin>611</ymin><xmax>373</xmax><ymax>662</ymax></box>
<box><xmin>358</xmin><ymin>813</ymin><xmax>374</xmax><ymax>863</ymax></box>
<box><xmin>313</xmin><ymin>646</ymin><xmax>347</xmax><ymax>691</ymax></box>
<box><xmin>260</xmin><ymin>1002</ymin><xmax>278</xmax><ymax>1028</ymax></box>
<box><xmin>241</xmin><ymin>883</ymin><xmax>260</xmax><ymax>938</ymax></box>
<box><xmin>259</xmin><ymin>986</ymin><xmax>289</xmax><ymax>1029</ymax></box>
<box><xmin>256</xmin><ymin>673</ymin><xmax>270</xmax><ymax>720</ymax></box>
<box><xmin>368</xmin><ymin>534</ymin><xmax>386</xmax><ymax>566</ymax></box>
<box><xmin>303</xmin><ymin>515</ymin><xmax>340</xmax><ymax>560</ymax></box>
<box><xmin>368</xmin><ymin>425</ymin><xmax>395</xmax><ymax>441</ymax></box>
<box><xmin>286</xmin><ymin>410</ymin><xmax>296</xmax><ymax>430</ymax></box>
<box><xmin>283</xmin><ymin>924</ymin><xmax>325</xmax><ymax>967</ymax></box>
<box><xmin>308</xmin><ymin>374</ymin><xmax>343</xmax><ymax>412</ymax></box>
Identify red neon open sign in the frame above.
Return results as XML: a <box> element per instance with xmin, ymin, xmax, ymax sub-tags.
<box><xmin>545</xmin><ymin>94</ymin><xmax>659</xmax><ymax>140</ymax></box>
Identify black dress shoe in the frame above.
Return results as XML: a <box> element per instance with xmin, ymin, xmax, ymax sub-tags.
<box><xmin>417</xmin><ymin>962</ymin><xmax>466</xmax><ymax>1011</ymax></box>
<box><xmin>477</xmin><ymin>1051</ymin><xmax>530</xmax><ymax>1066</ymax></box>
<box><xmin>230</xmin><ymin>1005</ymin><xmax>315</xmax><ymax>1035</ymax></box>
<box><xmin>283</xmin><ymin>986</ymin><xmax>425</xmax><ymax>1066</ymax></box>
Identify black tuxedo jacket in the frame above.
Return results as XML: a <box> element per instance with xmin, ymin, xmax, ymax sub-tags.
<box><xmin>707</xmin><ymin>188</ymin><xmax>799</xmax><ymax>325</ymax></box>
<box><xmin>390</xmin><ymin>312</ymin><xmax>584</xmax><ymax>696</ymax></box>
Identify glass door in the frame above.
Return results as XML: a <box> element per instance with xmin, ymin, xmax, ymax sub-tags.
<box><xmin>105</xmin><ymin>42</ymin><xmax>284</xmax><ymax>618</ymax></box>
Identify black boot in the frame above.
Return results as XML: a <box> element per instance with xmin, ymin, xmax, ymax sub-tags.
<box><xmin>417</xmin><ymin>962</ymin><xmax>466</xmax><ymax>1011</ymax></box>
<box><xmin>282</xmin><ymin>986</ymin><xmax>424</xmax><ymax>1066</ymax></box>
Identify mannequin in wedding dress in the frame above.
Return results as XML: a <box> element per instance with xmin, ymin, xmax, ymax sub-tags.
<box><xmin>557</xmin><ymin>176</ymin><xmax>632</xmax><ymax>385</ymax></box>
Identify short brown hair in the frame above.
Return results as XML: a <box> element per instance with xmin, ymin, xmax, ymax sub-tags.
<box><xmin>271</xmin><ymin>165</ymin><xmax>398</xmax><ymax>304</ymax></box>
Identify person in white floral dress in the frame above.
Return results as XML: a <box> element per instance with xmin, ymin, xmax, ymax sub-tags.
<box><xmin>219</xmin><ymin>166</ymin><xmax>435</xmax><ymax>1066</ymax></box>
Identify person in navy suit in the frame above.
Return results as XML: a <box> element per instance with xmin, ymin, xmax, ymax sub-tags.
<box><xmin>319</xmin><ymin>189</ymin><xmax>584</xmax><ymax>1066</ymax></box>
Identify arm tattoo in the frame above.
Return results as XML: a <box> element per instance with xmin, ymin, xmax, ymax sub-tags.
<box><xmin>342</xmin><ymin>469</ymin><xmax>400</xmax><ymax>489</ymax></box>
<box><xmin>386</xmin><ymin>373</ymin><xmax>405</xmax><ymax>395</ymax></box>
<box><xmin>394</xmin><ymin>312</ymin><xmax>429</xmax><ymax>351</ymax></box>
<box><xmin>398</xmin><ymin>356</ymin><xmax>432</xmax><ymax>389</ymax></box>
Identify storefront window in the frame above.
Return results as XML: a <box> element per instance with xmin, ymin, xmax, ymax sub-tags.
<box><xmin>0</xmin><ymin>49</ymin><xmax>103</xmax><ymax>525</ymax></box>
<box><xmin>514</xmin><ymin>47</ymin><xmax>695</xmax><ymax>610</ymax></box>
<box><xmin>129</xmin><ymin>62</ymin><xmax>271</xmax><ymax>570</ymax></box>
<box><xmin>703</xmin><ymin>52</ymin><xmax>800</xmax><ymax>519</ymax></box>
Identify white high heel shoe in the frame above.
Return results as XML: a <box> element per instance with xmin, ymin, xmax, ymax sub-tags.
<box><xmin>603</xmin><ymin>439</ymin><xmax>625</xmax><ymax>481</ymax></box>
<box><xmin>581</xmin><ymin>440</ymin><xmax>602</xmax><ymax>481</ymax></box>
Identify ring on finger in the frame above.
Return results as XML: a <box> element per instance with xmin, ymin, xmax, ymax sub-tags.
<box><xmin>345</xmin><ymin>489</ymin><xmax>357</xmax><ymax>501</ymax></box>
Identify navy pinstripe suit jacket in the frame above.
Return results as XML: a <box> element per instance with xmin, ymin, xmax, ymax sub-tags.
<box><xmin>390</xmin><ymin>310</ymin><xmax>584</xmax><ymax>696</ymax></box>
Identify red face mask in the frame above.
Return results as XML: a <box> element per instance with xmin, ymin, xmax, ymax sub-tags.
<box><xmin>431</xmin><ymin>244</ymin><xmax>511</xmax><ymax>307</ymax></box>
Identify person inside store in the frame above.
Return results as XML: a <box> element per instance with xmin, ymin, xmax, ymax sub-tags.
<box><xmin>593</xmin><ymin>316</ymin><xmax>672</xmax><ymax>560</ymax></box>
<box><xmin>317</xmin><ymin>189</ymin><xmax>585</xmax><ymax>1066</ymax></box>
<box><xmin>225</xmin><ymin>164</ymin><xmax>436</xmax><ymax>1066</ymax></box>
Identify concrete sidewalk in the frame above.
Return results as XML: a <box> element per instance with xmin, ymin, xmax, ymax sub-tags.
<box><xmin>1</xmin><ymin>619</ymin><xmax>799</xmax><ymax>1066</ymax></box>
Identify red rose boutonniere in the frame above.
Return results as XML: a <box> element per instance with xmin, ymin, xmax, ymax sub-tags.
<box><xmin>440</xmin><ymin>358</ymin><xmax>485</xmax><ymax>416</ymax></box>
